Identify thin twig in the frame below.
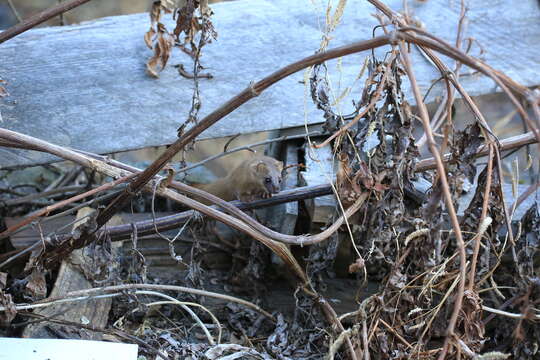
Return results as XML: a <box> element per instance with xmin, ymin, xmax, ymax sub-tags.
<box><xmin>7</xmin><ymin>283</ymin><xmax>275</xmax><ymax>321</ymax></box>
<box><xmin>398</xmin><ymin>41</ymin><xmax>467</xmax><ymax>360</ymax></box>
<box><xmin>6</xmin><ymin>0</ymin><xmax>22</xmax><ymax>23</ymax></box>
<box><xmin>0</xmin><ymin>0</ymin><xmax>93</xmax><ymax>44</ymax></box>
<box><xmin>139</xmin><ymin>290</ymin><xmax>219</xmax><ymax>345</ymax></box>
<box><xmin>0</xmin><ymin>174</ymin><xmax>135</xmax><ymax>242</ymax></box>
<box><xmin>468</xmin><ymin>145</ymin><xmax>494</xmax><ymax>290</ymax></box>
<box><xmin>17</xmin><ymin>312</ymin><xmax>171</xmax><ymax>360</ymax></box>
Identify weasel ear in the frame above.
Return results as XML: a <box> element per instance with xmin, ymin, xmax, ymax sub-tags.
<box><xmin>251</xmin><ymin>161</ymin><xmax>266</xmax><ymax>173</ymax></box>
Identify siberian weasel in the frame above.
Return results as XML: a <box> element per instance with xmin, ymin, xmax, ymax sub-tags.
<box><xmin>192</xmin><ymin>155</ymin><xmax>283</xmax><ymax>204</ymax></box>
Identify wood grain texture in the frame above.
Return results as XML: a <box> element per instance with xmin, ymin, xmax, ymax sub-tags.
<box><xmin>22</xmin><ymin>208</ymin><xmax>122</xmax><ymax>340</ymax></box>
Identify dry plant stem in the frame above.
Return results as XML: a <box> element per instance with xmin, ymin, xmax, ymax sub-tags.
<box><xmin>93</xmin><ymin>35</ymin><xmax>393</xmax><ymax>235</ymax></box>
<box><xmin>401</xmin><ymin>29</ymin><xmax>498</xmax><ymax>143</ymax></box>
<box><xmin>0</xmin><ymin>0</ymin><xmax>93</xmax><ymax>43</ymax></box>
<box><xmin>395</xmin><ymin>27</ymin><xmax>529</xmax><ymax>99</ymax></box>
<box><xmin>379</xmin><ymin>319</ymin><xmax>413</xmax><ymax>349</ymax></box>
<box><xmin>6</xmin><ymin>0</ymin><xmax>22</xmax><ymax>23</ymax></box>
<box><xmin>493</xmin><ymin>149</ymin><xmax>515</xmax><ymax>245</ymax></box>
<box><xmin>9</xmin><ymin>158</ymin><xmax>357</xmax><ymax>357</ymax></box>
<box><xmin>417</xmin><ymin>131</ymin><xmax>536</xmax><ymax>171</ymax></box>
<box><xmin>399</xmin><ymin>27</ymin><xmax>538</xmax><ymax>145</ymax></box>
<box><xmin>328</xmin><ymin>326</ymin><xmax>360</xmax><ymax>360</ymax></box>
<box><xmin>468</xmin><ymin>145</ymin><xmax>494</xmax><ymax>291</ymax></box>
<box><xmin>410</xmin><ymin>41</ymin><xmax>517</xmax><ymax>282</ymax></box>
<box><xmin>86</xmin><ymin>27</ymin><xmax>535</xmax><ymax>261</ymax></box>
<box><xmin>481</xmin><ymin>305</ymin><xmax>540</xmax><ymax>320</ymax></box>
<box><xmin>1</xmin><ymin>124</ymin><xmax>363</xmax><ymax>248</ymax></box>
<box><xmin>362</xmin><ymin>316</ymin><xmax>370</xmax><ymax>360</ymax></box>
<box><xmin>138</xmin><ymin>291</ymin><xmax>218</xmax><ymax>345</ymax></box>
<box><xmin>416</xmin><ymin>0</ymin><xmax>466</xmax><ymax>148</ymax></box>
<box><xmin>0</xmin><ymin>128</ymin><xmax>134</xmax><ymax>179</ymax></box>
<box><xmin>147</xmin><ymin>300</ymin><xmax>217</xmax><ymax>344</ymax></box>
<box><xmin>315</xmin><ymin>63</ymin><xmax>391</xmax><ymax>148</ymax></box>
<box><xmin>398</xmin><ymin>43</ymin><xmax>466</xmax><ymax>360</ymax></box>
<box><xmin>169</xmin><ymin>182</ymin><xmax>368</xmax><ymax>246</ymax></box>
<box><xmin>27</xmin><ymin>283</ymin><xmax>276</xmax><ymax>321</ymax></box>
<box><xmin>0</xmin><ymin>127</ymin><xmax>533</xmax><ymax>261</ymax></box>
<box><xmin>0</xmin><ymin>174</ymin><xmax>135</xmax><ymax>242</ymax></box>
<box><xmin>311</xmin><ymin>293</ymin><xmax>358</xmax><ymax>360</ymax></box>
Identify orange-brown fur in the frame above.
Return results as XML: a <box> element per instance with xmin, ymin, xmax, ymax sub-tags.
<box><xmin>193</xmin><ymin>155</ymin><xmax>283</xmax><ymax>205</ymax></box>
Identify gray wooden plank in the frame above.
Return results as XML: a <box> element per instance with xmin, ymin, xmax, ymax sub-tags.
<box><xmin>22</xmin><ymin>209</ymin><xmax>122</xmax><ymax>340</ymax></box>
<box><xmin>266</xmin><ymin>140</ymin><xmax>299</xmax><ymax>235</ymax></box>
<box><xmin>300</xmin><ymin>143</ymin><xmax>336</xmax><ymax>224</ymax></box>
<box><xmin>1</xmin><ymin>0</ymin><xmax>539</xmax><ymax>168</ymax></box>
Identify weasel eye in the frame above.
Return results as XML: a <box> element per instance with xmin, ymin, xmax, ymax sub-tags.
<box><xmin>265</xmin><ymin>177</ymin><xmax>272</xmax><ymax>184</ymax></box>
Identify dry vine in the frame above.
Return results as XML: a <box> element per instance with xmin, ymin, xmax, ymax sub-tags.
<box><xmin>1</xmin><ymin>0</ymin><xmax>540</xmax><ymax>359</ymax></box>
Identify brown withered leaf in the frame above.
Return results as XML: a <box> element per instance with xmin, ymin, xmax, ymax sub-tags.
<box><xmin>0</xmin><ymin>290</ymin><xmax>16</xmax><ymax>325</ymax></box>
<box><xmin>338</xmin><ymin>155</ymin><xmax>388</xmax><ymax>205</ymax></box>
<box><xmin>353</xmin><ymin>161</ymin><xmax>373</xmax><ymax>192</ymax></box>
<box><xmin>146</xmin><ymin>23</ymin><xmax>174</xmax><ymax>78</ymax></box>
<box><xmin>174</xmin><ymin>0</ymin><xmax>216</xmax><ymax>54</ymax></box>
<box><xmin>149</xmin><ymin>0</ymin><xmax>172</xmax><ymax>26</ymax></box>
<box><xmin>144</xmin><ymin>27</ymin><xmax>156</xmax><ymax>49</ymax></box>
<box><xmin>145</xmin><ymin>2</ymin><xmax>174</xmax><ymax>77</ymax></box>
<box><xmin>336</xmin><ymin>152</ymin><xmax>358</xmax><ymax>207</ymax></box>
<box><xmin>459</xmin><ymin>290</ymin><xmax>485</xmax><ymax>353</ymax></box>
<box><xmin>150</xmin><ymin>1</ymin><xmax>163</xmax><ymax>26</ymax></box>
<box><xmin>174</xmin><ymin>0</ymin><xmax>197</xmax><ymax>41</ymax></box>
<box><xmin>24</xmin><ymin>268</ymin><xmax>47</xmax><ymax>300</ymax></box>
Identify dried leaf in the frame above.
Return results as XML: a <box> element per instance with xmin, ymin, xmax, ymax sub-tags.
<box><xmin>144</xmin><ymin>27</ymin><xmax>156</xmax><ymax>49</ymax></box>
<box><xmin>145</xmin><ymin>2</ymin><xmax>175</xmax><ymax>78</ymax></box>
<box><xmin>0</xmin><ymin>290</ymin><xmax>16</xmax><ymax>325</ymax></box>
<box><xmin>146</xmin><ymin>23</ymin><xmax>174</xmax><ymax>78</ymax></box>
<box><xmin>24</xmin><ymin>268</ymin><xmax>47</xmax><ymax>300</ymax></box>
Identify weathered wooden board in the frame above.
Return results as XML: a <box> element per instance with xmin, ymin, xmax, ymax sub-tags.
<box><xmin>22</xmin><ymin>209</ymin><xmax>122</xmax><ymax>340</ymax></box>
<box><xmin>267</xmin><ymin>139</ymin><xmax>299</xmax><ymax>234</ymax></box>
<box><xmin>300</xmin><ymin>143</ymin><xmax>337</xmax><ymax>224</ymax></box>
<box><xmin>1</xmin><ymin>0</ymin><xmax>539</xmax><ymax>168</ymax></box>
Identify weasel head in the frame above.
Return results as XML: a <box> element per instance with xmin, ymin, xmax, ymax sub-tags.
<box><xmin>250</xmin><ymin>156</ymin><xmax>283</xmax><ymax>196</ymax></box>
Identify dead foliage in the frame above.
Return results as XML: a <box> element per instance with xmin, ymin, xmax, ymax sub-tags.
<box><xmin>1</xmin><ymin>0</ymin><xmax>540</xmax><ymax>359</ymax></box>
<box><xmin>145</xmin><ymin>1</ymin><xmax>174</xmax><ymax>78</ymax></box>
<box><xmin>144</xmin><ymin>0</ymin><xmax>217</xmax><ymax>78</ymax></box>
